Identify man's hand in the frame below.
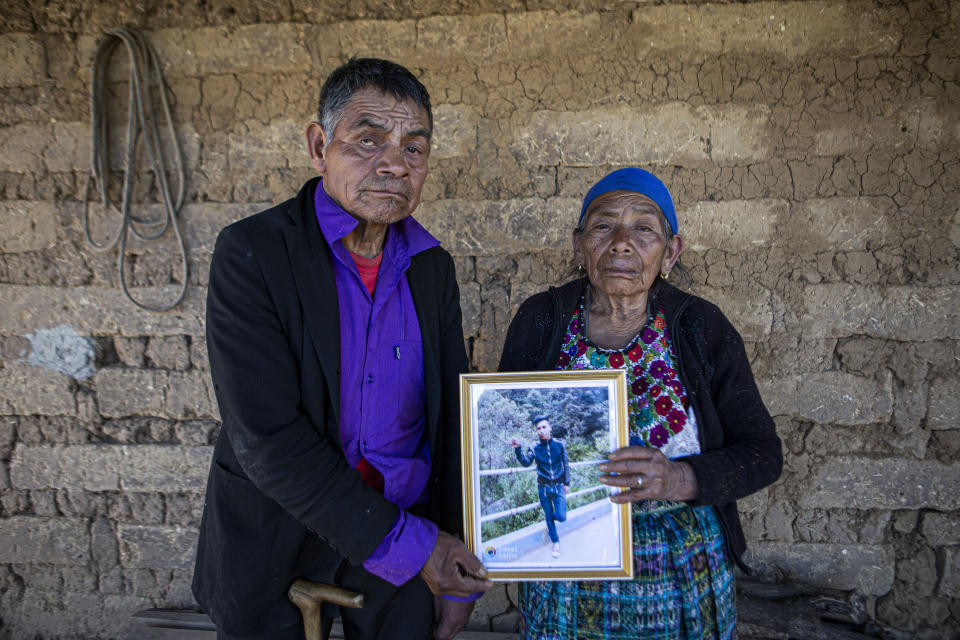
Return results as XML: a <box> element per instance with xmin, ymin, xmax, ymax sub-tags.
<box><xmin>510</xmin><ymin>438</ymin><xmax>520</xmax><ymax>448</ymax></box>
<box><xmin>433</xmin><ymin>595</ymin><xmax>475</xmax><ymax>640</ymax></box>
<box><xmin>563</xmin><ymin>485</ymin><xmax>569</xmax><ymax>495</ymax></box>
<box><xmin>420</xmin><ymin>531</ymin><xmax>492</xmax><ymax>597</ymax></box>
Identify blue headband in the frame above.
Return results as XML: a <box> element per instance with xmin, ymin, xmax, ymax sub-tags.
<box><xmin>578</xmin><ymin>168</ymin><xmax>677</xmax><ymax>234</ymax></box>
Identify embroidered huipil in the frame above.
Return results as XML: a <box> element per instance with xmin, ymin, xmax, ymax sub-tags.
<box><xmin>314</xmin><ymin>182</ymin><xmax>438</xmax><ymax>586</ymax></box>
<box><xmin>515</xmin><ymin>299</ymin><xmax>735</xmax><ymax>640</ymax></box>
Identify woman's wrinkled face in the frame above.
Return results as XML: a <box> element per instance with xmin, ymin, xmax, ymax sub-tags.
<box><xmin>573</xmin><ymin>191</ymin><xmax>682</xmax><ymax>300</ymax></box>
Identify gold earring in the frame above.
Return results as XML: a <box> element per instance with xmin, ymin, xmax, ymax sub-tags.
<box><xmin>662</xmin><ymin>271</ymin><xmax>670</xmax><ymax>280</ymax></box>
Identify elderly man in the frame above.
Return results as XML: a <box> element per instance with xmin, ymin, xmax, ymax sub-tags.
<box><xmin>192</xmin><ymin>58</ymin><xmax>490</xmax><ymax>640</ymax></box>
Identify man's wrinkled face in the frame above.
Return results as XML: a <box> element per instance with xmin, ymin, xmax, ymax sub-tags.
<box><xmin>310</xmin><ymin>88</ymin><xmax>431</xmax><ymax>225</ymax></box>
<box><xmin>535</xmin><ymin>420</ymin><xmax>552</xmax><ymax>442</ymax></box>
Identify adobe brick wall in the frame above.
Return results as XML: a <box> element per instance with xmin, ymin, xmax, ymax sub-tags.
<box><xmin>1</xmin><ymin>1</ymin><xmax>958</xmax><ymax>638</ymax></box>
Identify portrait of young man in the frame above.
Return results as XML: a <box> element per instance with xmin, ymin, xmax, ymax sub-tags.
<box><xmin>511</xmin><ymin>415</ymin><xmax>571</xmax><ymax>558</ymax></box>
<box><xmin>192</xmin><ymin>58</ymin><xmax>490</xmax><ymax>640</ymax></box>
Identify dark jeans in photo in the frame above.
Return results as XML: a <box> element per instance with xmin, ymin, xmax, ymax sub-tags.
<box><xmin>538</xmin><ymin>483</ymin><xmax>568</xmax><ymax>543</ymax></box>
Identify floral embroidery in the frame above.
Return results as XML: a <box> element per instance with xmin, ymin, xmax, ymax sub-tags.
<box><xmin>666</xmin><ymin>409</ymin><xmax>687</xmax><ymax>433</ymax></box>
<box><xmin>649</xmin><ymin>360</ymin><xmax>668</xmax><ymax>379</ymax></box>
<box><xmin>654</xmin><ymin>396</ymin><xmax>673</xmax><ymax>416</ymax></box>
<box><xmin>555</xmin><ymin>300</ymin><xmax>691</xmax><ymax>450</ymax></box>
<box><xmin>631</xmin><ymin>378</ymin><xmax>648</xmax><ymax>396</ymax></box>
<box><xmin>648</xmin><ymin>425</ymin><xmax>670</xmax><ymax>447</ymax></box>
<box><xmin>589</xmin><ymin>350</ymin><xmax>606</xmax><ymax>368</ymax></box>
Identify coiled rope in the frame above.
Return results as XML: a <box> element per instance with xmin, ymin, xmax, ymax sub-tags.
<box><xmin>83</xmin><ymin>29</ymin><xmax>188</xmax><ymax>312</ymax></box>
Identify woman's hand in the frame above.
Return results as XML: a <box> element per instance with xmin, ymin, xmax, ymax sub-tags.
<box><xmin>598</xmin><ymin>446</ymin><xmax>698</xmax><ymax>503</ymax></box>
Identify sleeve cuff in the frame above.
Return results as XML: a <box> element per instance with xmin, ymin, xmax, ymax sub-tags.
<box><xmin>362</xmin><ymin>510</ymin><xmax>438</xmax><ymax>586</ymax></box>
<box><xmin>441</xmin><ymin>592</ymin><xmax>484</xmax><ymax>602</ymax></box>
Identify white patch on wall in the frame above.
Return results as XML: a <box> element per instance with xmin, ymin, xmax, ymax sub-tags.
<box><xmin>25</xmin><ymin>324</ymin><xmax>96</xmax><ymax>380</ymax></box>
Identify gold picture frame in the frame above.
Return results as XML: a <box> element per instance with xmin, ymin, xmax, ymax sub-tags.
<box><xmin>459</xmin><ymin>370</ymin><xmax>633</xmax><ymax>581</ymax></box>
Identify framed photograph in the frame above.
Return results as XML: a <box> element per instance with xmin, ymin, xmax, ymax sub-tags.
<box><xmin>459</xmin><ymin>370</ymin><xmax>632</xmax><ymax>581</ymax></box>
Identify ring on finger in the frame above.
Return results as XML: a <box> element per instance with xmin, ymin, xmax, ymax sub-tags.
<box><xmin>635</xmin><ymin>474</ymin><xmax>643</xmax><ymax>488</ymax></box>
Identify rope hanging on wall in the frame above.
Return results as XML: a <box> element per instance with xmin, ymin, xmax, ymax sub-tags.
<box><xmin>83</xmin><ymin>29</ymin><xmax>188</xmax><ymax>312</ymax></box>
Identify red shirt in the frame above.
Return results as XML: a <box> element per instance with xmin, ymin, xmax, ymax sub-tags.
<box><xmin>347</xmin><ymin>248</ymin><xmax>385</xmax><ymax>493</ymax></box>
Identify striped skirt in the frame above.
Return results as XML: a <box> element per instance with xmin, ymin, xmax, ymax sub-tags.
<box><xmin>517</xmin><ymin>502</ymin><xmax>736</xmax><ymax>640</ymax></box>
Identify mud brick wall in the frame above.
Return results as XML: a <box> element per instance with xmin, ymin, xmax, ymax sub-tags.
<box><xmin>1</xmin><ymin>1</ymin><xmax>959</xmax><ymax>638</ymax></box>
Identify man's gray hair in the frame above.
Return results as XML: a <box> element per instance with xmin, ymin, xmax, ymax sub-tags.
<box><xmin>317</xmin><ymin>57</ymin><xmax>432</xmax><ymax>141</ymax></box>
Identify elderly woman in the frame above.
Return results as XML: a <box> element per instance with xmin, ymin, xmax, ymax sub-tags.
<box><xmin>498</xmin><ymin>168</ymin><xmax>782</xmax><ymax>639</ymax></box>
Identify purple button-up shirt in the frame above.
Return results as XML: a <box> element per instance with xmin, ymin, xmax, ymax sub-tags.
<box><xmin>314</xmin><ymin>182</ymin><xmax>439</xmax><ymax>586</ymax></box>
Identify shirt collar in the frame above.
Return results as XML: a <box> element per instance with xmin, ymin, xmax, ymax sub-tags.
<box><xmin>313</xmin><ymin>179</ymin><xmax>439</xmax><ymax>257</ymax></box>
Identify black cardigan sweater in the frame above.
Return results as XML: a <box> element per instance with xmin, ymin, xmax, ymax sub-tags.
<box><xmin>498</xmin><ymin>277</ymin><xmax>782</xmax><ymax>571</ymax></box>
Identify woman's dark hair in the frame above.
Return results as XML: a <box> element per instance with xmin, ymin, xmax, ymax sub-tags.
<box><xmin>317</xmin><ymin>57</ymin><xmax>432</xmax><ymax>139</ymax></box>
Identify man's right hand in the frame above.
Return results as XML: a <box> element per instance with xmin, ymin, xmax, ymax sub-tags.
<box><xmin>510</xmin><ymin>438</ymin><xmax>520</xmax><ymax>448</ymax></box>
<box><xmin>420</xmin><ymin>531</ymin><xmax>492</xmax><ymax>597</ymax></box>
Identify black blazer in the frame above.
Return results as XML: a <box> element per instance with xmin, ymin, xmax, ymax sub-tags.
<box><xmin>192</xmin><ymin>178</ymin><xmax>469</xmax><ymax>635</ymax></box>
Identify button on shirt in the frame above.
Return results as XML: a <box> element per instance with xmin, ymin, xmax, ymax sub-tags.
<box><xmin>314</xmin><ymin>182</ymin><xmax>439</xmax><ymax>586</ymax></box>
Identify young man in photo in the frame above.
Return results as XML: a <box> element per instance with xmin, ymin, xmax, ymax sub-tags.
<box><xmin>511</xmin><ymin>416</ymin><xmax>571</xmax><ymax>558</ymax></box>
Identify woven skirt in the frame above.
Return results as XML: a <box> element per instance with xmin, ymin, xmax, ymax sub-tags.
<box><xmin>517</xmin><ymin>503</ymin><xmax>735</xmax><ymax>640</ymax></box>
